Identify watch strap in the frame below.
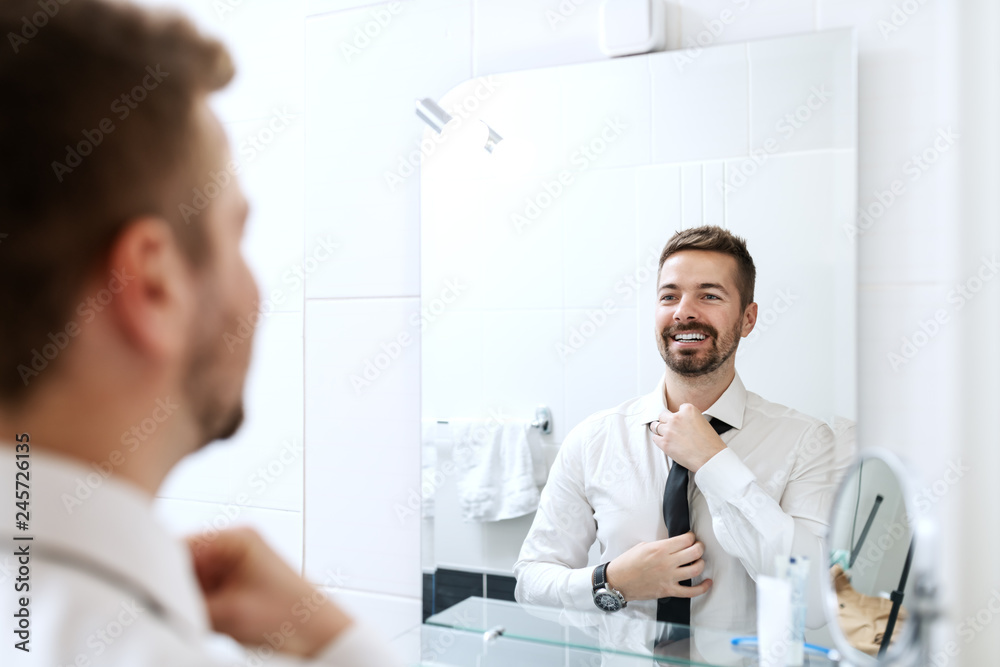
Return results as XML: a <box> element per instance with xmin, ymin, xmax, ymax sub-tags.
<box><xmin>593</xmin><ymin>562</ymin><xmax>609</xmax><ymax>590</ymax></box>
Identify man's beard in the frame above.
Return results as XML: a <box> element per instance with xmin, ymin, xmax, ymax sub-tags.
<box><xmin>658</xmin><ymin>320</ymin><xmax>742</xmax><ymax>377</ymax></box>
<box><xmin>182</xmin><ymin>294</ymin><xmax>248</xmax><ymax>448</ymax></box>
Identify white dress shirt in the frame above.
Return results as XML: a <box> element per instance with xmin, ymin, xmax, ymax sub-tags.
<box><xmin>514</xmin><ymin>372</ymin><xmax>852</xmax><ymax>633</ymax></box>
<box><xmin>0</xmin><ymin>444</ymin><xmax>403</xmax><ymax>667</ymax></box>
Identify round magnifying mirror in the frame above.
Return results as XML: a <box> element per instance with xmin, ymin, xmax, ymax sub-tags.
<box><xmin>823</xmin><ymin>450</ymin><xmax>919</xmax><ymax>665</ymax></box>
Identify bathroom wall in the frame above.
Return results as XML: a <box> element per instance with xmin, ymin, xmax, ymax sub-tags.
<box><xmin>136</xmin><ymin>0</ymin><xmax>996</xmax><ymax>663</ymax></box>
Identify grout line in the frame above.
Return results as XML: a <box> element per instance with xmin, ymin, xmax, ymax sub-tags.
<box><xmin>745</xmin><ymin>42</ymin><xmax>751</xmax><ymax>157</ymax></box>
<box><xmin>304</xmin><ymin>294</ymin><xmax>421</xmax><ymax>301</ymax></box>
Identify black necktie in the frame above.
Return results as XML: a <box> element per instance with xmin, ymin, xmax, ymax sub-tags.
<box><xmin>656</xmin><ymin>416</ymin><xmax>733</xmax><ymax>627</ymax></box>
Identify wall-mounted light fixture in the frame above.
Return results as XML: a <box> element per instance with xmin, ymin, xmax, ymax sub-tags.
<box><xmin>416</xmin><ymin>97</ymin><xmax>504</xmax><ymax>154</ymax></box>
<box><xmin>482</xmin><ymin>123</ymin><xmax>503</xmax><ymax>153</ymax></box>
<box><xmin>415</xmin><ymin>98</ymin><xmax>453</xmax><ymax>134</ymax></box>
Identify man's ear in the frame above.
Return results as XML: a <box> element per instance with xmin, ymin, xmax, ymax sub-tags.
<box><xmin>104</xmin><ymin>217</ymin><xmax>196</xmax><ymax>360</ymax></box>
<box><xmin>741</xmin><ymin>302</ymin><xmax>758</xmax><ymax>338</ymax></box>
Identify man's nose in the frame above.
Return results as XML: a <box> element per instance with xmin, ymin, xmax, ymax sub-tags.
<box><xmin>673</xmin><ymin>295</ymin><xmax>697</xmax><ymax>320</ymax></box>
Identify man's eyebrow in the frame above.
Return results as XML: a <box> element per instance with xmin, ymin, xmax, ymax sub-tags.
<box><xmin>657</xmin><ymin>282</ymin><xmax>730</xmax><ymax>293</ymax></box>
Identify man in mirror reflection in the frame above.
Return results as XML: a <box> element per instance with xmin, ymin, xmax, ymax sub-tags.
<box><xmin>515</xmin><ymin>226</ymin><xmax>853</xmax><ymax>641</ymax></box>
<box><xmin>0</xmin><ymin>1</ymin><xmax>399</xmax><ymax>665</ymax></box>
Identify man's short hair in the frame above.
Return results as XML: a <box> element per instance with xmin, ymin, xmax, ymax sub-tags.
<box><xmin>0</xmin><ymin>0</ymin><xmax>234</xmax><ymax>404</ymax></box>
<box><xmin>658</xmin><ymin>226</ymin><xmax>756</xmax><ymax>311</ymax></box>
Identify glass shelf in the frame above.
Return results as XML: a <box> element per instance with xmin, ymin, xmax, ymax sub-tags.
<box><xmin>420</xmin><ymin>597</ymin><xmax>838</xmax><ymax>666</ymax></box>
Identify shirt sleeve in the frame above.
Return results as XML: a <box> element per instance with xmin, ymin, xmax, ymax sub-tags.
<box><xmin>693</xmin><ymin>421</ymin><xmax>841</xmax><ymax>629</ymax></box>
<box><xmin>513</xmin><ymin>422</ymin><xmax>598</xmax><ymax>612</ymax></box>
<box><xmin>311</xmin><ymin>622</ymin><xmax>405</xmax><ymax>667</ymax></box>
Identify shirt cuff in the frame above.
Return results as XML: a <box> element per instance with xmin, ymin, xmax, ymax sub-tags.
<box><xmin>314</xmin><ymin>622</ymin><xmax>404</xmax><ymax>667</ymax></box>
<box><xmin>568</xmin><ymin>565</ymin><xmax>597</xmax><ymax>610</ymax></box>
<box><xmin>694</xmin><ymin>447</ymin><xmax>756</xmax><ymax>503</ymax></box>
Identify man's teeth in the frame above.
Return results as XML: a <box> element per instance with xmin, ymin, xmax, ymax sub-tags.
<box><xmin>674</xmin><ymin>333</ymin><xmax>707</xmax><ymax>341</ymax></box>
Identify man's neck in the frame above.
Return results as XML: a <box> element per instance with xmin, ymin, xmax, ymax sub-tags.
<box><xmin>0</xmin><ymin>385</ymin><xmax>188</xmax><ymax>497</ymax></box>
<box><xmin>662</xmin><ymin>363</ymin><xmax>736</xmax><ymax>413</ymax></box>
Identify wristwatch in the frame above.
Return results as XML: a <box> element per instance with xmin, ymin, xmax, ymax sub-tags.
<box><xmin>591</xmin><ymin>562</ymin><xmax>626</xmax><ymax>612</ymax></box>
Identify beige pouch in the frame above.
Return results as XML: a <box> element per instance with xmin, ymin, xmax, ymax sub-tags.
<box><xmin>831</xmin><ymin>563</ymin><xmax>907</xmax><ymax>656</ymax></box>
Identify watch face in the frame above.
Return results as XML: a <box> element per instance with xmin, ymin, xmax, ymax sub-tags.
<box><xmin>594</xmin><ymin>591</ymin><xmax>622</xmax><ymax>612</ymax></box>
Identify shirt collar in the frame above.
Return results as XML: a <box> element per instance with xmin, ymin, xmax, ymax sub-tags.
<box><xmin>636</xmin><ymin>371</ymin><xmax>747</xmax><ymax>430</ymax></box>
<box><xmin>1</xmin><ymin>444</ymin><xmax>209</xmax><ymax>637</ymax></box>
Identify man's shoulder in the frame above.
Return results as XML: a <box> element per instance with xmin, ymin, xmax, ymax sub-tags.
<box><xmin>564</xmin><ymin>394</ymin><xmax>647</xmax><ymax>444</ymax></box>
<box><xmin>743</xmin><ymin>390</ymin><xmax>831</xmax><ymax>437</ymax></box>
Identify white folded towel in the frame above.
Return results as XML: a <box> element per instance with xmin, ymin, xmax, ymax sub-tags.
<box><xmin>452</xmin><ymin>420</ymin><xmax>544</xmax><ymax>522</ymax></box>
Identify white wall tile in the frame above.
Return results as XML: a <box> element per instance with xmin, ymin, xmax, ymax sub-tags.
<box><xmin>323</xmin><ymin>587</ymin><xmax>421</xmax><ymax>642</ymax></box>
<box><xmin>159</xmin><ymin>312</ymin><xmax>304</xmax><ymax>511</ymax></box>
<box><xmin>856</xmin><ymin>283</ymin><xmax>959</xmax><ymax>483</ymax></box>
<box><xmin>475</xmin><ymin>193</ymin><xmax>565</xmax><ymax>310</ymax></box>
<box><xmin>650</xmin><ymin>42</ymin><xmax>749</xmax><ymax>163</ymax></box>
<box><xmin>636</xmin><ymin>164</ymin><xmax>683</xmax><ymax>263</ymax></box>
<box><xmin>482</xmin><ymin>514</ymin><xmax>536</xmax><ymax>573</ymax></box>
<box><xmin>701</xmin><ymin>161</ymin><xmax>726</xmax><ymax>227</ymax></box>
<box><xmin>726</xmin><ymin>151</ymin><xmax>856</xmax><ymax>422</ymax></box>
<box><xmin>421</xmin><ymin>310</ymin><xmax>484</xmax><ymax>423</ymax></box>
<box><xmin>304</xmin><ymin>0</ymin><xmax>472</xmax><ymax>299</ymax></box>
<box><xmin>154</xmin><ymin>498</ymin><xmax>303</xmax><ymax>573</ymax></box>
<box><xmin>680</xmin><ymin>162</ymin><xmax>704</xmax><ymax>228</ymax></box>
<box><xmin>677</xmin><ymin>0</ymin><xmax>816</xmax><ymax>47</ymax></box>
<box><xmin>304</xmin><ymin>298</ymin><xmax>421</xmax><ymax>597</ymax></box>
<box><xmin>559</xmin><ymin>57</ymin><xmax>652</xmax><ymax>170</ymax></box>
<box><xmin>473</xmin><ymin>0</ymin><xmax>606</xmax><ymax>76</ymax></box>
<box><xmin>748</xmin><ymin>29</ymin><xmax>856</xmax><ymax>154</ymax></box>
<box><xmin>225</xmin><ymin>118</ymin><xmax>306</xmax><ymax>314</ymax></box>
<box><xmin>132</xmin><ymin>0</ymin><xmax>307</xmax><ymax>124</ymax></box>
<box><xmin>480</xmin><ymin>309</ymin><xmax>567</xmax><ymax>439</ymax></box>
<box><xmin>562</xmin><ymin>169</ymin><xmax>637</xmax><ymax>309</ymax></box>
<box><xmin>307</xmin><ymin>0</ymin><xmax>404</xmax><ymax>16</ymax></box>
<box><xmin>563</xmin><ymin>306</ymin><xmax>639</xmax><ymax>430</ymax></box>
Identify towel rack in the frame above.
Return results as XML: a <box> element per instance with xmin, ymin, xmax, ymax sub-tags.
<box><xmin>435</xmin><ymin>405</ymin><xmax>553</xmax><ymax>436</ymax></box>
<box><xmin>531</xmin><ymin>406</ymin><xmax>552</xmax><ymax>435</ymax></box>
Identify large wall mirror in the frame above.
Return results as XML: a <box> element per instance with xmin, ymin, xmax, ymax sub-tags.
<box><xmin>419</xmin><ymin>29</ymin><xmax>857</xmax><ymax>625</ymax></box>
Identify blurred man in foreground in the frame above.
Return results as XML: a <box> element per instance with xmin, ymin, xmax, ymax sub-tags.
<box><xmin>0</xmin><ymin>2</ymin><xmax>400</xmax><ymax>665</ymax></box>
